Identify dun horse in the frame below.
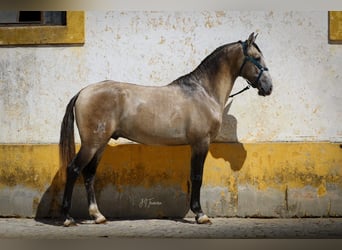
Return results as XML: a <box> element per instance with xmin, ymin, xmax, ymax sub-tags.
<box><xmin>59</xmin><ymin>33</ymin><xmax>273</xmax><ymax>226</ymax></box>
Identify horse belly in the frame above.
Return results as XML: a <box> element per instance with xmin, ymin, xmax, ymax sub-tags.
<box><xmin>124</xmin><ymin>127</ymin><xmax>188</xmax><ymax>145</ymax></box>
<box><xmin>119</xmin><ymin>103</ymin><xmax>189</xmax><ymax>145</ymax></box>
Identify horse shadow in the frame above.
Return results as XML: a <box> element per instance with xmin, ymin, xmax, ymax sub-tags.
<box><xmin>211</xmin><ymin>100</ymin><xmax>247</xmax><ymax>171</ymax></box>
<box><xmin>35</xmin><ymin>166</ymin><xmax>67</xmax><ymax>225</ymax></box>
<box><xmin>35</xmin><ymin>100</ymin><xmax>247</xmax><ymax>225</ymax></box>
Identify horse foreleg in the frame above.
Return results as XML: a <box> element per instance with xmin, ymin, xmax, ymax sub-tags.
<box><xmin>82</xmin><ymin>149</ymin><xmax>106</xmax><ymax>224</ymax></box>
<box><xmin>190</xmin><ymin>141</ymin><xmax>211</xmax><ymax>224</ymax></box>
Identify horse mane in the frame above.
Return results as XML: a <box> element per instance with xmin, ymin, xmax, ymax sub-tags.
<box><xmin>252</xmin><ymin>42</ymin><xmax>262</xmax><ymax>54</ymax></box>
<box><xmin>196</xmin><ymin>42</ymin><xmax>236</xmax><ymax>73</ymax></box>
<box><xmin>191</xmin><ymin>40</ymin><xmax>264</xmax><ymax>75</ymax></box>
<box><xmin>171</xmin><ymin>41</ymin><xmax>240</xmax><ymax>93</ymax></box>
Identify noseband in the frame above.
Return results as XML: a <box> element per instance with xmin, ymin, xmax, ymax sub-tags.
<box><xmin>238</xmin><ymin>41</ymin><xmax>269</xmax><ymax>88</ymax></box>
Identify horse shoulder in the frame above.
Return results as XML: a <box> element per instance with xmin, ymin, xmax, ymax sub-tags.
<box><xmin>185</xmin><ymin>90</ymin><xmax>222</xmax><ymax>142</ymax></box>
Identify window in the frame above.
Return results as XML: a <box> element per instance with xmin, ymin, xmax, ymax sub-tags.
<box><xmin>329</xmin><ymin>11</ymin><xmax>342</xmax><ymax>44</ymax></box>
<box><xmin>0</xmin><ymin>11</ymin><xmax>67</xmax><ymax>26</ymax></box>
<box><xmin>0</xmin><ymin>11</ymin><xmax>84</xmax><ymax>45</ymax></box>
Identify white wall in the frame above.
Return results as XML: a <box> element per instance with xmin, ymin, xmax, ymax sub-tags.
<box><xmin>0</xmin><ymin>11</ymin><xmax>341</xmax><ymax>143</ymax></box>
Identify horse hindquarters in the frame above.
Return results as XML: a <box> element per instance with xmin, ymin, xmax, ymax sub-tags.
<box><xmin>60</xmin><ymin>92</ymin><xmax>109</xmax><ymax>226</ymax></box>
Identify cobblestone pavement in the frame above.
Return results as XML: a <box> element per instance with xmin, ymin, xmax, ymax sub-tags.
<box><xmin>0</xmin><ymin>217</ymin><xmax>342</xmax><ymax>239</ymax></box>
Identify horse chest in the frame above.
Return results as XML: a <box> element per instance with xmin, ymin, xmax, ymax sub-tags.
<box><xmin>181</xmin><ymin>100</ymin><xmax>222</xmax><ymax>142</ymax></box>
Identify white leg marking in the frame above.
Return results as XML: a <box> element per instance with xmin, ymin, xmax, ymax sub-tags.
<box><xmin>196</xmin><ymin>214</ymin><xmax>212</xmax><ymax>224</ymax></box>
<box><xmin>89</xmin><ymin>203</ymin><xmax>107</xmax><ymax>224</ymax></box>
<box><xmin>63</xmin><ymin>218</ymin><xmax>77</xmax><ymax>227</ymax></box>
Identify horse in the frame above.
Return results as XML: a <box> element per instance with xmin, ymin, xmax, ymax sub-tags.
<box><xmin>59</xmin><ymin>33</ymin><xmax>273</xmax><ymax>227</ymax></box>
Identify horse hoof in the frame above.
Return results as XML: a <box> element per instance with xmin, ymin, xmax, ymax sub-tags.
<box><xmin>95</xmin><ymin>215</ymin><xmax>107</xmax><ymax>224</ymax></box>
<box><xmin>196</xmin><ymin>214</ymin><xmax>212</xmax><ymax>224</ymax></box>
<box><xmin>63</xmin><ymin>218</ymin><xmax>77</xmax><ymax>227</ymax></box>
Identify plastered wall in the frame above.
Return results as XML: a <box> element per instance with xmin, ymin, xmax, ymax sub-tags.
<box><xmin>0</xmin><ymin>11</ymin><xmax>341</xmax><ymax>144</ymax></box>
<box><xmin>0</xmin><ymin>11</ymin><xmax>341</xmax><ymax>219</ymax></box>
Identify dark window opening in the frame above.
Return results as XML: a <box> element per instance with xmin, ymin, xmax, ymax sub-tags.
<box><xmin>0</xmin><ymin>11</ymin><xmax>66</xmax><ymax>26</ymax></box>
<box><xmin>18</xmin><ymin>11</ymin><xmax>41</xmax><ymax>23</ymax></box>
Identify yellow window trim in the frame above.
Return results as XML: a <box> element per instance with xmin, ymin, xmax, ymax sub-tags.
<box><xmin>329</xmin><ymin>11</ymin><xmax>342</xmax><ymax>44</ymax></box>
<box><xmin>0</xmin><ymin>11</ymin><xmax>84</xmax><ymax>46</ymax></box>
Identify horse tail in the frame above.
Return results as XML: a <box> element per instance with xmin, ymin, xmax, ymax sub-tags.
<box><xmin>59</xmin><ymin>92</ymin><xmax>80</xmax><ymax>168</ymax></box>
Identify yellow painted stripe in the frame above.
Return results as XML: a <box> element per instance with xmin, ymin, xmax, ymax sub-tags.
<box><xmin>0</xmin><ymin>143</ymin><xmax>341</xmax><ymax>194</ymax></box>
<box><xmin>205</xmin><ymin>143</ymin><xmax>342</xmax><ymax>196</ymax></box>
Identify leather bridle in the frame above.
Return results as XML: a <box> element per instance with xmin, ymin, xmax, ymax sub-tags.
<box><xmin>229</xmin><ymin>41</ymin><xmax>269</xmax><ymax>98</ymax></box>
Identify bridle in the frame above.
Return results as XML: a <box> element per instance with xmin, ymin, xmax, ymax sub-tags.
<box><xmin>229</xmin><ymin>40</ymin><xmax>269</xmax><ymax>98</ymax></box>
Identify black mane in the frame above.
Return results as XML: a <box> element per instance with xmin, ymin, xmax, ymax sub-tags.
<box><xmin>252</xmin><ymin>42</ymin><xmax>262</xmax><ymax>54</ymax></box>
<box><xmin>196</xmin><ymin>41</ymin><xmax>240</xmax><ymax>76</ymax></box>
<box><xmin>171</xmin><ymin>41</ymin><xmax>240</xmax><ymax>94</ymax></box>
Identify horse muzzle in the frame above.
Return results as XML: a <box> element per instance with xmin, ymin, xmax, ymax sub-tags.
<box><xmin>258</xmin><ymin>80</ymin><xmax>273</xmax><ymax>96</ymax></box>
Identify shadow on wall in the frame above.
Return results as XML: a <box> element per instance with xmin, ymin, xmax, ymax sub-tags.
<box><xmin>35</xmin><ymin>100</ymin><xmax>247</xmax><ymax>223</ymax></box>
<box><xmin>35</xmin><ymin>166</ymin><xmax>66</xmax><ymax>221</ymax></box>
<box><xmin>213</xmin><ymin>100</ymin><xmax>247</xmax><ymax>171</ymax></box>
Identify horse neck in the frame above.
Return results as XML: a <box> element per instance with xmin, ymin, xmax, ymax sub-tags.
<box><xmin>194</xmin><ymin>43</ymin><xmax>242</xmax><ymax>109</ymax></box>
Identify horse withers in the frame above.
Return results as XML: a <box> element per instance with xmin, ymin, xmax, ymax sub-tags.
<box><xmin>59</xmin><ymin>33</ymin><xmax>273</xmax><ymax>226</ymax></box>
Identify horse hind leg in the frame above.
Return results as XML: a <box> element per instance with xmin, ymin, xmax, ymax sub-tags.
<box><xmin>62</xmin><ymin>145</ymin><xmax>99</xmax><ymax>227</ymax></box>
<box><xmin>82</xmin><ymin>147</ymin><xmax>107</xmax><ymax>224</ymax></box>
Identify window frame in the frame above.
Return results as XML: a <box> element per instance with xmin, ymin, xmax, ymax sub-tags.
<box><xmin>329</xmin><ymin>11</ymin><xmax>342</xmax><ymax>44</ymax></box>
<box><xmin>0</xmin><ymin>11</ymin><xmax>84</xmax><ymax>46</ymax></box>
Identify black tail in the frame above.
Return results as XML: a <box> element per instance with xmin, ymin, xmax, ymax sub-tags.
<box><xmin>59</xmin><ymin>93</ymin><xmax>80</xmax><ymax>168</ymax></box>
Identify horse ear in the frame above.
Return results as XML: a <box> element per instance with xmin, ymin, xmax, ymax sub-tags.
<box><xmin>247</xmin><ymin>32</ymin><xmax>258</xmax><ymax>46</ymax></box>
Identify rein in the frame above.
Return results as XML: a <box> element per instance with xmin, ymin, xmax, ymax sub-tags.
<box><xmin>229</xmin><ymin>41</ymin><xmax>268</xmax><ymax>98</ymax></box>
<box><xmin>229</xmin><ymin>84</ymin><xmax>250</xmax><ymax>98</ymax></box>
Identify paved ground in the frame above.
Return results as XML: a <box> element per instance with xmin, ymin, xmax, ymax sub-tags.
<box><xmin>0</xmin><ymin>217</ymin><xmax>342</xmax><ymax>239</ymax></box>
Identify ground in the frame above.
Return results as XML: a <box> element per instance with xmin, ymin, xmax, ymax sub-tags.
<box><xmin>0</xmin><ymin>217</ymin><xmax>342</xmax><ymax>239</ymax></box>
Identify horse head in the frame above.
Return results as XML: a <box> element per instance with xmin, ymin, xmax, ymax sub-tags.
<box><xmin>238</xmin><ymin>32</ymin><xmax>273</xmax><ymax>96</ymax></box>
